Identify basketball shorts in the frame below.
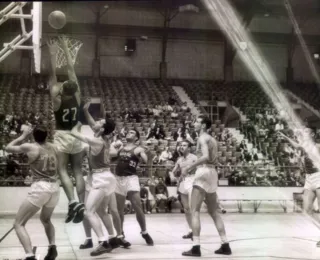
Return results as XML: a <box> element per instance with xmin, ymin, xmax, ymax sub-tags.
<box><xmin>115</xmin><ymin>175</ymin><xmax>140</xmax><ymax>196</ymax></box>
<box><xmin>54</xmin><ymin>130</ymin><xmax>83</xmax><ymax>154</ymax></box>
<box><xmin>87</xmin><ymin>169</ymin><xmax>116</xmax><ymax>196</ymax></box>
<box><xmin>304</xmin><ymin>172</ymin><xmax>320</xmax><ymax>191</ymax></box>
<box><xmin>27</xmin><ymin>181</ymin><xmax>60</xmax><ymax>208</ymax></box>
<box><xmin>178</xmin><ymin>175</ymin><xmax>194</xmax><ymax>195</ymax></box>
<box><xmin>193</xmin><ymin>165</ymin><xmax>218</xmax><ymax>193</ymax></box>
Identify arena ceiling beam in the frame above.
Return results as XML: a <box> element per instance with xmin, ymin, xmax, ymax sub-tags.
<box><xmin>2</xmin><ymin>21</ymin><xmax>320</xmax><ymax>46</ymax></box>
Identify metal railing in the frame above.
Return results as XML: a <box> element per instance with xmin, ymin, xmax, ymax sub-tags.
<box><xmin>0</xmin><ymin>163</ymin><xmax>305</xmax><ymax>187</ymax></box>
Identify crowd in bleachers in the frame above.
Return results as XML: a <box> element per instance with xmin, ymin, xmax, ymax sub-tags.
<box><xmin>0</xmin><ymin>76</ymin><xmax>315</xmax><ymax>190</ymax></box>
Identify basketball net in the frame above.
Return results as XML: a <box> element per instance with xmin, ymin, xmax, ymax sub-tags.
<box><xmin>50</xmin><ymin>37</ymin><xmax>83</xmax><ymax>68</ymax></box>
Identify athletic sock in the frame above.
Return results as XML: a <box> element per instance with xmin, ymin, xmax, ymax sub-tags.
<box><xmin>69</xmin><ymin>200</ymin><xmax>77</xmax><ymax>206</ymax></box>
<box><xmin>221</xmin><ymin>235</ymin><xmax>228</xmax><ymax>244</ymax></box>
<box><xmin>193</xmin><ymin>236</ymin><xmax>200</xmax><ymax>246</ymax></box>
<box><xmin>98</xmin><ymin>236</ymin><xmax>107</xmax><ymax>242</ymax></box>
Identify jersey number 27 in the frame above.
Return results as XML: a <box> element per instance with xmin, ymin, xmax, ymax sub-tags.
<box><xmin>62</xmin><ymin>107</ymin><xmax>77</xmax><ymax>122</ymax></box>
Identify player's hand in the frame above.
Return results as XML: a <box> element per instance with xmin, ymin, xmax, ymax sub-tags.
<box><xmin>47</xmin><ymin>38</ymin><xmax>58</xmax><ymax>55</ymax></box>
<box><xmin>58</xmin><ymin>35</ymin><xmax>68</xmax><ymax>49</ymax></box>
<box><xmin>168</xmin><ymin>171</ymin><xmax>176</xmax><ymax>183</ymax></box>
<box><xmin>21</xmin><ymin>126</ymin><xmax>33</xmax><ymax>138</ymax></box>
<box><xmin>112</xmin><ymin>140</ymin><xmax>123</xmax><ymax>150</ymax></box>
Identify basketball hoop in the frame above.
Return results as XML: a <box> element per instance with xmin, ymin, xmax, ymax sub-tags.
<box><xmin>50</xmin><ymin>36</ymin><xmax>82</xmax><ymax>68</ymax></box>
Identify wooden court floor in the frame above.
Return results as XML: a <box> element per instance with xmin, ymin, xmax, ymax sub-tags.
<box><xmin>1</xmin><ymin>213</ymin><xmax>320</xmax><ymax>260</ymax></box>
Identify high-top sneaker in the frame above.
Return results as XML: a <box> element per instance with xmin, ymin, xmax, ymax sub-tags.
<box><xmin>90</xmin><ymin>241</ymin><xmax>112</xmax><ymax>256</ymax></box>
<box><xmin>182</xmin><ymin>245</ymin><xmax>201</xmax><ymax>257</ymax></box>
<box><xmin>65</xmin><ymin>201</ymin><xmax>78</xmax><ymax>223</ymax></box>
<box><xmin>72</xmin><ymin>203</ymin><xmax>85</xmax><ymax>223</ymax></box>
<box><xmin>182</xmin><ymin>232</ymin><xmax>193</xmax><ymax>240</ymax></box>
<box><xmin>79</xmin><ymin>239</ymin><xmax>93</xmax><ymax>249</ymax></box>
<box><xmin>109</xmin><ymin>237</ymin><xmax>119</xmax><ymax>249</ymax></box>
<box><xmin>117</xmin><ymin>237</ymin><xmax>131</xmax><ymax>248</ymax></box>
<box><xmin>24</xmin><ymin>256</ymin><xmax>36</xmax><ymax>260</ymax></box>
<box><xmin>214</xmin><ymin>243</ymin><xmax>232</xmax><ymax>255</ymax></box>
<box><xmin>44</xmin><ymin>245</ymin><xmax>58</xmax><ymax>260</ymax></box>
<box><xmin>141</xmin><ymin>232</ymin><xmax>154</xmax><ymax>246</ymax></box>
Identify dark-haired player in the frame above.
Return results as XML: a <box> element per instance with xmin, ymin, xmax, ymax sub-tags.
<box><xmin>47</xmin><ymin>36</ymin><xmax>85</xmax><ymax>223</ymax></box>
<box><xmin>76</xmin><ymin>101</ymin><xmax>130</xmax><ymax>251</ymax></box>
<box><xmin>70</xmin><ymin>117</ymin><xmax>125</xmax><ymax>256</ymax></box>
<box><xmin>114</xmin><ymin>129</ymin><xmax>154</xmax><ymax>246</ymax></box>
<box><xmin>6</xmin><ymin>125</ymin><xmax>59</xmax><ymax>260</ymax></box>
<box><xmin>170</xmin><ymin>140</ymin><xmax>197</xmax><ymax>240</ymax></box>
<box><xmin>182</xmin><ymin>116</ymin><xmax>231</xmax><ymax>257</ymax></box>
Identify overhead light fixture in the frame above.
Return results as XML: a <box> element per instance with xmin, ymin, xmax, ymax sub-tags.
<box><xmin>178</xmin><ymin>4</ymin><xmax>199</xmax><ymax>13</ymax></box>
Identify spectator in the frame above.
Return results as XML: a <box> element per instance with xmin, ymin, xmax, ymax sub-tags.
<box><xmin>0</xmin><ymin>145</ymin><xmax>8</xmax><ymax>162</ymax></box>
<box><xmin>147</xmin><ymin>177</ymin><xmax>157</xmax><ymax>199</ymax></box>
<box><xmin>131</xmin><ymin>108</ymin><xmax>142</xmax><ymax>123</ymax></box>
<box><xmin>154</xmin><ymin>177</ymin><xmax>169</xmax><ymax>212</ymax></box>
<box><xmin>6</xmin><ymin>155</ymin><xmax>19</xmax><ymax>176</ymax></box>
<box><xmin>121</xmin><ymin>108</ymin><xmax>131</xmax><ymax>121</ymax></box>
<box><xmin>181</xmin><ymin>102</ymin><xmax>189</xmax><ymax>112</ymax></box>
<box><xmin>159</xmin><ymin>146</ymin><xmax>172</xmax><ymax>165</ymax></box>
<box><xmin>152</xmin><ymin>105</ymin><xmax>162</xmax><ymax>118</ymax></box>
<box><xmin>170</xmin><ymin>108</ymin><xmax>179</xmax><ymax>119</ymax></box>
<box><xmin>152</xmin><ymin>151</ymin><xmax>161</xmax><ymax>164</ymax></box>
<box><xmin>239</xmin><ymin>140</ymin><xmax>247</xmax><ymax>151</ymax></box>
<box><xmin>145</xmin><ymin>105</ymin><xmax>154</xmax><ymax>117</ymax></box>
<box><xmin>171</xmin><ymin>142</ymin><xmax>182</xmax><ymax>163</ymax></box>
<box><xmin>163</xmin><ymin>102</ymin><xmax>173</xmax><ymax>113</ymax></box>
<box><xmin>275</xmin><ymin>120</ymin><xmax>284</xmax><ymax>131</ymax></box>
<box><xmin>140</xmin><ymin>183</ymin><xmax>151</xmax><ymax>214</ymax></box>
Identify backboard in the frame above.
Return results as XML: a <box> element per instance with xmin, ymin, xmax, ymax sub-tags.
<box><xmin>32</xmin><ymin>2</ymin><xmax>42</xmax><ymax>73</ymax></box>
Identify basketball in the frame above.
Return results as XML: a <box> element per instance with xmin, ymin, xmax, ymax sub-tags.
<box><xmin>48</xmin><ymin>10</ymin><xmax>66</xmax><ymax>30</ymax></box>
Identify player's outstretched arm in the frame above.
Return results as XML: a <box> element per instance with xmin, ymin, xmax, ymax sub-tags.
<box><xmin>59</xmin><ymin>35</ymin><xmax>80</xmax><ymax>93</ymax></box>
<box><xmin>109</xmin><ymin>140</ymin><xmax>123</xmax><ymax>158</ymax></box>
<box><xmin>47</xmin><ymin>39</ymin><xmax>60</xmax><ymax>99</ymax></box>
<box><xmin>70</xmin><ymin>122</ymin><xmax>100</xmax><ymax>147</ymax></box>
<box><xmin>278</xmin><ymin>132</ymin><xmax>300</xmax><ymax>148</ymax></box>
<box><xmin>83</xmin><ymin>100</ymin><xmax>98</xmax><ymax>129</ymax></box>
<box><xmin>136</xmin><ymin>146</ymin><xmax>148</xmax><ymax>164</ymax></box>
<box><xmin>5</xmin><ymin>127</ymin><xmax>33</xmax><ymax>154</ymax></box>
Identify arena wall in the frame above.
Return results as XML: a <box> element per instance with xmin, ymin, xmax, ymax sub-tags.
<box><xmin>0</xmin><ymin>2</ymin><xmax>319</xmax><ymax>81</ymax></box>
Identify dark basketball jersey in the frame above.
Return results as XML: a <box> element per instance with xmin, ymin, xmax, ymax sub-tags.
<box><xmin>29</xmin><ymin>144</ymin><xmax>58</xmax><ymax>181</ymax></box>
<box><xmin>115</xmin><ymin>146</ymin><xmax>140</xmax><ymax>176</ymax></box>
<box><xmin>89</xmin><ymin>142</ymin><xmax>110</xmax><ymax>170</ymax></box>
<box><xmin>304</xmin><ymin>156</ymin><xmax>318</xmax><ymax>174</ymax></box>
<box><xmin>54</xmin><ymin>95</ymin><xmax>80</xmax><ymax>130</ymax></box>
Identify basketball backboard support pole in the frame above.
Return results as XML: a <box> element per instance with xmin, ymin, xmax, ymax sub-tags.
<box><xmin>0</xmin><ymin>2</ymin><xmax>42</xmax><ymax>73</ymax></box>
